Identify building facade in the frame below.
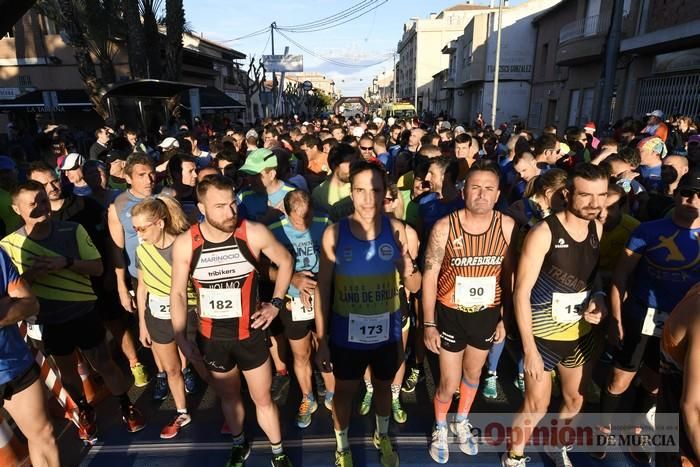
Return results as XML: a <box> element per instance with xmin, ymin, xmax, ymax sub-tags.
<box><xmin>528</xmin><ymin>0</ymin><xmax>700</xmax><ymax>132</ymax></box>
<box><xmin>396</xmin><ymin>2</ymin><xmax>497</xmax><ymax>112</ymax></box>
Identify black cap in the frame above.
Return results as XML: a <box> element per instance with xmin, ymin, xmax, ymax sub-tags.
<box><xmin>678</xmin><ymin>170</ymin><xmax>700</xmax><ymax>191</ymax></box>
<box><xmin>106</xmin><ymin>149</ymin><xmax>129</xmax><ymax>163</ymax></box>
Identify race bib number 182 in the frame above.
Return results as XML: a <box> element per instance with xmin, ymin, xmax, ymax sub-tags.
<box><xmin>199</xmin><ymin>288</ymin><xmax>242</xmax><ymax>319</ymax></box>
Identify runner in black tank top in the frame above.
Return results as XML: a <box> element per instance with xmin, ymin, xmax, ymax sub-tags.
<box><xmin>169</xmin><ymin>175</ymin><xmax>295</xmax><ymax>467</ymax></box>
<box><xmin>503</xmin><ymin>164</ymin><xmax>609</xmax><ymax>467</ymax></box>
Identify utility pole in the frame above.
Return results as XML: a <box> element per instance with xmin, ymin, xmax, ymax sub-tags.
<box><xmin>491</xmin><ymin>0</ymin><xmax>503</xmax><ymax>129</ymax></box>
<box><xmin>270</xmin><ymin>22</ymin><xmax>277</xmax><ymax>116</ymax></box>
<box><xmin>597</xmin><ymin>0</ymin><xmax>624</xmax><ymax>130</ymax></box>
<box><xmin>392</xmin><ymin>52</ymin><xmax>397</xmax><ymax>103</ymax></box>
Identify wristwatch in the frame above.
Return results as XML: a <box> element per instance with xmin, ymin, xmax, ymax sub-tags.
<box><xmin>270</xmin><ymin>297</ymin><xmax>285</xmax><ymax>311</ymax></box>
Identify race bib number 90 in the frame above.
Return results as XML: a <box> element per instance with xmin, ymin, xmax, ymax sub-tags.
<box><xmin>551</xmin><ymin>291</ymin><xmax>589</xmax><ymax>324</ymax></box>
<box><xmin>348</xmin><ymin>312</ymin><xmax>389</xmax><ymax>344</ymax></box>
<box><xmin>148</xmin><ymin>294</ymin><xmax>171</xmax><ymax>320</ymax></box>
<box><xmin>198</xmin><ymin>288</ymin><xmax>242</xmax><ymax>319</ymax></box>
<box><xmin>454</xmin><ymin>276</ymin><xmax>496</xmax><ymax>308</ymax></box>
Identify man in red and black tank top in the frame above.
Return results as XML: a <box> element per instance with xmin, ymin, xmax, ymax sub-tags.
<box><xmin>170</xmin><ymin>175</ymin><xmax>295</xmax><ymax>467</ymax></box>
<box><xmin>422</xmin><ymin>160</ymin><xmax>517</xmax><ymax>463</ymax></box>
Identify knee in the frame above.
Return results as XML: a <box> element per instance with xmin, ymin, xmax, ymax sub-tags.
<box><xmin>563</xmin><ymin>393</ymin><xmax>584</xmax><ymax>411</ymax></box>
<box><xmin>608</xmin><ymin>374</ymin><xmax>631</xmax><ymax>395</ymax></box>
<box><xmin>27</xmin><ymin>419</ymin><xmax>56</xmax><ymax>446</ymax></box>
<box><xmin>523</xmin><ymin>395</ymin><xmax>548</xmax><ymax>415</ymax></box>
<box><xmin>163</xmin><ymin>364</ymin><xmax>182</xmax><ymax>381</ymax></box>
<box><xmin>292</xmin><ymin>347</ymin><xmax>312</xmax><ymax>366</ymax></box>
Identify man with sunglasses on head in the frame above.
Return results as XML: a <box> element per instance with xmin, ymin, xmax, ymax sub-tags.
<box><xmin>533</xmin><ymin>133</ymin><xmax>562</xmax><ymax>168</ymax></box>
<box><xmin>596</xmin><ymin>170</ymin><xmax>700</xmax><ymax>463</ymax></box>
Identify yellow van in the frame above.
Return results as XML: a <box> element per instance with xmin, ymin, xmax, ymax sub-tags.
<box><xmin>381</xmin><ymin>102</ymin><xmax>416</xmax><ymax>120</ymax></box>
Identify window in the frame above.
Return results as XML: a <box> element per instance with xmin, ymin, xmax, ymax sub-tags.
<box><xmin>18</xmin><ymin>75</ymin><xmax>32</xmax><ymax>87</ymax></box>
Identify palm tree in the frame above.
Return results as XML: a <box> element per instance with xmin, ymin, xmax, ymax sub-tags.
<box><xmin>163</xmin><ymin>0</ymin><xmax>184</xmax><ymax>81</ymax></box>
<box><xmin>140</xmin><ymin>0</ymin><xmax>163</xmax><ymax>78</ymax></box>
<box><xmin>123</xmin><ymin>0</ymin><xmax>147</xmax><ymax>78</ymax></box>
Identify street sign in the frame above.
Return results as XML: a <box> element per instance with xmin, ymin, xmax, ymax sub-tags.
<box><xmin>302</xmin><ymin>81</ymin><xmax>313</xmax><ymax>92</ymax></box>
<box><xmin>263</xmin><ymin>55</ymin><xmax>303</xmax><ymax>72</ymax></box>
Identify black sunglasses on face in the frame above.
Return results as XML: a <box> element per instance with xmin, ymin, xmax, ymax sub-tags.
<box><xmin>679</xmin><ymin>188</ymin><xmax>700</xmax><ymax>198</ymax></box>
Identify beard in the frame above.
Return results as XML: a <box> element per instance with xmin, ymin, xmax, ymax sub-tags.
<box><xmin>570</xmin><ymin>206</ymin><xmax>600</xmax><ymax>220</ymax></box>
<box><xmin>207</xmin><ymin>216</ymin><xmax>236</xmax><ymax>233</ymax></box>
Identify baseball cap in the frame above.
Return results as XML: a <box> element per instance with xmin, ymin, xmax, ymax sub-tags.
<box><xmin>158</xmin><ymin>137</ymin><xmax>180</xmax><ymax>150</ymax></box>
<box><xmin>646</xmin><ymin>110</ymin><xmax>665</xmax><ymax>119</ymax></box>
<box><xmin>453</xmin><ymin>125</ymin><xmax>466</xmax><ymax>135</ymax></box>
<box><xmin>352</xmin><ymin>127</ymin><xmax>365</xmax><ymax>138</ymax></box>
<box><xmin>59</xmin><ymin>152</ymin><xmax>85</xmax><ymax>171</ymax></box>
<box><xmin>239</xmin><ymin>148</ymin><xmax>277</xmax><ymax>174</ymax></box>
<box><xmin>559</xmin><ymin>142</ymin><xmax>572</xmax><ymax>155</ymax></box>
<box><xmin>637</xmin><ymin>136</ymin><xmax>668</xmax><ymax>158</ymax></box>
<box><xmin>440</xmin><ymin>121</ymin><xmax>452</xmax><ymax>130</ymax></box>
<box><xmin>677</xmin><ymin>170</ymin><xmax>700</xmax><ymax>191</ymax></box>
<box><xmin>387</xmin><ymin>117</ymin><xmax>396</xmax><ymax>126</ymax></box>
<box><xmin>245</xmin><ymin>129</ymin><xmax>259</xmax><ymax>140</ymax></box>
<box><xmin>0</xmin><ymin>155</ymin><xmax>16</xmax><ymax>171</ymax></box>
<box><xmin>373</xmin><ymin>117</ymin><xmax>384</xmax><ymax>125</ymax></box>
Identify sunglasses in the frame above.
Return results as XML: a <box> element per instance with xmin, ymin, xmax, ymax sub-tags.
<box><xmin>383</xmin><ymin>197</ymin><xmax>395</xmax><ymax>205</ymax></box>
<box><xmin>679</xmin><ymin>188</ymin><xmax>700</xmax><ymax>199</ymax></box>
<box><xmin>133</xmin><ymin>220</ymin><xmax>158</xmax><ymax>233</ymax></box>
<box><xmin>360</xmin><ymin>146</ymin><xmax>374</xmax><ymax>151</ymax></box>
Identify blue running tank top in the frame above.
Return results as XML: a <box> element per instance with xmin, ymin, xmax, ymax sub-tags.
<box><xmin>331</xmin><ymin>215</ymin><xmax>402</xmax><ymax>349</ymax></box>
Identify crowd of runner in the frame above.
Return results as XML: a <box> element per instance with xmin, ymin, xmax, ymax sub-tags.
<box><xmin>0</xmin><ymin>109</ymin><xmax>698</xmax><ymax>467</ymax></box>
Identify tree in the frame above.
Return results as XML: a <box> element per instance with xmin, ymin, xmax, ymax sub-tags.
<box><xmin>140</xmin><ymin>0</ymin><xmax>163</xmax><ymax>78</ymax></box>
<box><xmin>163</xmin><ymin>0</ymin><xmax>184</xmax><ymax>81</ymax></box>
<box><xmin>49</xmin><ymin>0</ymin><xmax>110</xmax><ymax>118</ymax></box>
<box><xmin>231</xmin><ymin>56</ymin><xmax>266</xmax><ymax>122</ymax></box>
<box><xmin>123</xmin><ymin>0</ymin><xmax>147</xmax><ymax>78</ymax></box>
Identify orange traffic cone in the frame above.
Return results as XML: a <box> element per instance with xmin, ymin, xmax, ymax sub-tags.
<box><xmin>76</xmin><ymin>353</ymin><xmax>110</xmax><ymax>404</ymax></box>
<box><xmin>0</xmin><ymin>414</ymin><xmax>29</xmax><ymax>467</ymax></box>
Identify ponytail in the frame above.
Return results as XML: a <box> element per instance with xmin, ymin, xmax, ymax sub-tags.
<box><xmin>131</xmin><ymin>195</ymin><xmax>190</xmax><ymax>236</ymax></box>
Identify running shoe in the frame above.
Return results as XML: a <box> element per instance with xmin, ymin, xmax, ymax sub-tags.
<box><xmin>183</xmin><ymin>367</ymin><xmax>198</xmax><ymax>394</ymax></box>
<box><xmin>359</xmin><ymin>390</ymin><xmax>373</xmax><ymax>416</ymax></box>
<box><xmin>153</xmin><ymin>373</ymin><xmax>168</xmax><ymax>401</ymax></box>
<box><xmin>122</xmin><ymin>404</ymin><xmax>146</xmax><ymax>433</ymax></box>
<box><xmin>401</xmin><ymin>367</ymin><xmax>423</xmax><ymax>393</ymax></box>
<box><xmin>225</xmin><ymin>441</ymin><xmax>251</xmax><ymax>467</ymax></box>
<box><xmin>500</xmin><ymin>452</ymin><xmax>529</xmax><ymax>467</ymax></box>
<box><xmin>483</xmin><ymin>375</ymin><xmax>499</xmax><ymax>399</ymax></box>
<box><xmin>271</xmin><ymin>453</ymin><xmax>293</xmax><ymax>467</ymax></box>
<box><xmin>324</xmin><ymin>392</ymin><xmax>334</xmax><ymax>411</ymax></box>
<box><xmin>271</xmin><ymin>373</ymin><xmax>290</xmax><ymax>403</ymax></box>
<box><xmin>429</xmin><ymin>424</ymin><xmax>449</xmax><ymax>464</ymax></box>
<box><xmin>514</xmin><ymin>374</ymin><xmax>525</xmax><ymax>394</ymax></box>
<box><xmin>335</xmin><ymin>450</ymin><xmax>353</xmax><ymax>467</ymax></box>
<box><xmin>131</xmin><ymin>363</ymin><xmax>151</xmax><ymax>388</ymax></box>
<box><xmin>391</xmin><ymin>397</ymin><xmax>407</xmax><ymax>424</ymax></box>
<box><xmin>449</xmin><ymin>418</ymin><xmax>478</xmax><ymax>455</ymax></box>
<box><xmin>544</xmin><ymin>445</ymin><xmax>573</xmax><ymax>467</ymax></box>
<box><xmin>372</xmin><ymin>432</ymin><xmax>399</xmax><ymax>467</ymax></box>
<box><xmin>296</xmin><ymin>396</ymin><xmax>318</xmax><ymax>429</ymax></box>
<box><xmin>77</xmin><ymin>405</ymin><xmax>97</xmax><ymax>441</ymax></box>
<box><xmin>160</xmin><ymin>412</ymin><xmax>191</xmax><ymax>439</ymax></box>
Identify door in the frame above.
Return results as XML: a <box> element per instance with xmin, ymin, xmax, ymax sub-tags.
<box><xmin>545</xmin><ymin>99</ymin><xmax>557</xmax><ymax>126</ymax></box>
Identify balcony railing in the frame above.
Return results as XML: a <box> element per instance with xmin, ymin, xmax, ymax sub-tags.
<box><xmin>559</xmin><ymin>14</ymin><xmax>609</xmax><ymax>44</ymax></box>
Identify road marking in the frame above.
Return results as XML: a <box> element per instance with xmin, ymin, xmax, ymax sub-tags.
<box><xmin>84</xmin><ymin>435</ymin><xmax>432</xmax><ymax>455</ymax></box>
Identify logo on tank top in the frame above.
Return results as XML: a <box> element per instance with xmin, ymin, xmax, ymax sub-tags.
<box><xmin>378</xmin><ymin>243</ymin><xmax>395</xmax><ymax>261</ymax></box>
<box><xmin>589</xmin><ymin>233</ymin><xmax>599</xmax><ymax>249</ymax></box>
<box><xmin>452</xmin><ymin>237</ymin><xmax>464</xmax><ymax>250</ymax></box>
<box><xmin>343</xmin><ymin>247</ymin><xmax>353</xmax><ymax>262</ymax></box>
<box><xmin>554</xmin><ymin>238</ymin><xmax>569</xmax><ymax>249</ymax></box>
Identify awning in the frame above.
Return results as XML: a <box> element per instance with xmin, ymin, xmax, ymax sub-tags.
<box><xmin>0</xmin><ymin>89</ymin><xmax>92</xmax><ymax>111</ymax></box>
<box><xmin>180</xmin><ymin>86</ymin><xmax>245</xmax><ymax>110</ymax></box>
<box><xmin>104</xmin><ymin>79</ymin><xmax>204</xmax><ymax>99</ymax></box>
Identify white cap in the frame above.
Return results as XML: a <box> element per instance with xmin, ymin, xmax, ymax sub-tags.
<box><xmin>158</xmin><ymin>137</ymin><xmax>180</xmax><ymax>149</ymax></box>
<box><xmin>246</xmin><ymin>129</ymin><xmax>259</xmax><ymax>140</ymax></box>
<box><xmin>59</xmin><ymin>152</ymin><xmax>85</xmax><ymax>171</ymax></box>
<box><xmin>352</xmin><ymin>127</ymin><xmax>364</xmax><ymax>138</ymax></box>
<box><xmin>646</xmin><ymin>109</ymin><xmax>665</xmax><ymax>119</ymax></box>
<box><xmin>441</xmin><ymin>121</ymin><xmax>452</xmax><ymax>130</ymax></box>
<box><xmin>387</xmin><ymin>117</ymin><xmax>396</xmax><ymax>126</ymax></box>
<box><xmin>373</xmin><ymin>117</ymin><xmax>384</xmax><ymax>125</ymax></box>
<box><xmin>453</xmin><ymin>125</ymin><xmax>466</xmax><ymax>135</ymax></box>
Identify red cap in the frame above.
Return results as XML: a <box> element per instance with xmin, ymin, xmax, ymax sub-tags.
<box><xmin>584</xmin><ymin>121</ymin><xmax>596</xmax><ymax>130</ymax></box>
